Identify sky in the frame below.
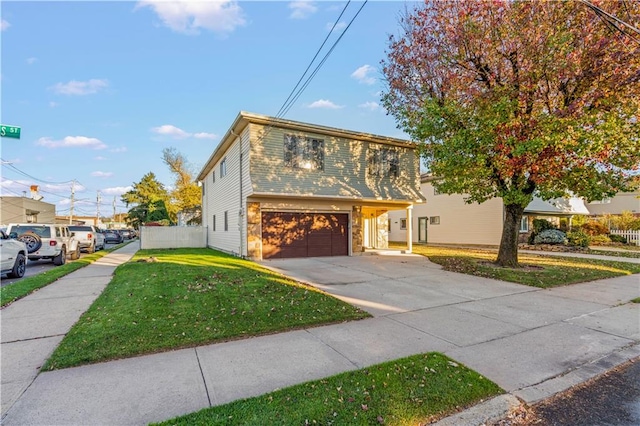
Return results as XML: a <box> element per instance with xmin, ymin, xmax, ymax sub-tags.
<box><xmin>0</xmin><ymin>0</ymin><xmax>418</xmax><ymax>220</ymax></box>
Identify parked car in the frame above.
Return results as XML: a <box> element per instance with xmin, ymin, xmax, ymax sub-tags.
<box><xmin>0</xmin><ymin>229</ymin><xmax>28</xmax><ymax>278</ymax></box>
<box><xmin>6</xmin><ymin>223</ymin><xmax>80</xmax><ymax>265</ymax></box>
<box><xmin>104</xmin><ymin>230</ymin><xmax>124</xmax><ymax>244</ymax></box>
<box><xmin>120</xmin><ymin>229</ymin><xmax>132</xmax><ymax>240</ymax></box>
<box><xmin>68</xmin><ymin>225</ymin><xmax>106</xmax><ymax>253</ymax></box>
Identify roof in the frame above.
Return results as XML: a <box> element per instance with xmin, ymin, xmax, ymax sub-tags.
<box><xmin>197</xmin><ymin>111</ymin><xmax>416</xmax><ymax>181</ymax></box>
<box><xmin>525</xmin><ymin>197</ymin><xmax>590</xmax><ymax>216</ymax></box>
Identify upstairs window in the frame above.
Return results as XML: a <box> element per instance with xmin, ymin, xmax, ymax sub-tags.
<box><xmin>283</xmin><ymin>135</ymin><xmax>324</xmax><ymax>171</ymax></box>
<box><xmin>212</xmin><ymin>170</ymin><xmax>216</xmax><ymax>183</ymax></box>
<box><xmin>220</xmin><ymin>158</ymin><xmax>227</xmax><ymax>178</ymax></box>
<box><xmin>368</xmin><ymin>146</ymin><xmax>399</xmax><ymax>178</ymax></box>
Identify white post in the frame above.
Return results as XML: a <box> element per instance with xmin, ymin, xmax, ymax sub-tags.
<box><xmin>406</xmin><ymin>205</ymin><xmax>413</xmax><ymax>253</ymax></box>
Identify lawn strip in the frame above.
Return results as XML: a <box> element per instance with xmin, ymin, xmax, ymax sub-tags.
<box><xmin>390</xmin><ymin>244</ymin><xmax>640</xmax><ymax>288</ymax></box>
<box><xmin>153</xmin><ymin>352</ymin><xmax>503</xmax><ymax>426</ymax></box>
<box><xmin>43</xmin><ymin>248</ymin><xmax>369</xmax><ymax>370</ymax></box>
<box><xmin>0</xmin><ymin>242</ymin><xmax>129</xmax><ymax>308</ymax></box>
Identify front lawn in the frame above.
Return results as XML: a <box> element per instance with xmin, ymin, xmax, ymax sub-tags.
<box><xmin>390</xmin><ymin>244</ymin><xmax>640</xmax><ymax>288</ymax></box>
<box><xmin>43</xmin><ymin>248</ymin><xmax>369</xmax><ymax>370</ymax></box>
<box><xmin>154</xmin><ymin>352</ymin><xmax>503</xmax><ymax>426</ymax></box>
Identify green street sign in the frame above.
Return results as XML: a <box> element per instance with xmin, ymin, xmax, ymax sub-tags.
<box><xmin>0</xmin><ymin>124</ymin><xmax>21</xmax><ymax>139</ymax></box>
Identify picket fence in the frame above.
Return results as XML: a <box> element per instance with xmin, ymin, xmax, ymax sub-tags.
<box><xmin>610</xmin><ymin>230</ymin><xmax>640</xmax><ymax>246</ymax></box>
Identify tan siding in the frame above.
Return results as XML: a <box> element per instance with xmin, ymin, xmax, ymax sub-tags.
<box><xmin>1</xmin><ymin>197</ymin><xmax>56</xmax><ymax>225</ymax></box>
<box><xmin>249</xmin><ymin>124</ymin><xmax>421</xmax><ymax>202</ymax></box>
<box><xmin>389</xmin><ymin>182</ymin><xmax>504</xmax><ymax>245</ymax></box>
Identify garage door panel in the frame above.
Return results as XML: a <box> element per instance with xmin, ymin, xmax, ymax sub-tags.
<box><xmin>262</xmin><ymin>212</ymin><xmax>349</xmax><ymax>259</ymax></box>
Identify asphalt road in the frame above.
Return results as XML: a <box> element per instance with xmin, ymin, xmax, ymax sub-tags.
<box><xmin>493</xmin><ymin>357</ymin><xmax>640</xmax><ymax>425</ymax></box>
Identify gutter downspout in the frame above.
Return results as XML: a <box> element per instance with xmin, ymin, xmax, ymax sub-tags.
<box><xmin>230</xmin><ymin>128</ymin><xmax>244</xmax><ymax>258</ymax></box>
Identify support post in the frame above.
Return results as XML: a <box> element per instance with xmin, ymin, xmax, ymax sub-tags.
<box><xmin>406</xmin><ymin>205</ymin><xmax>413</xmax><ymax>253</ymax></box>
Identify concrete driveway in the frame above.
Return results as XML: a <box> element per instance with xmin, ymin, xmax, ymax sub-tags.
<box><xmin>262</xmin><ymin>252</ymin><xmax>640</xmax><ymax>402</ymax></box>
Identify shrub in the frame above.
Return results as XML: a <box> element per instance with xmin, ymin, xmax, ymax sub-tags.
<box><xmin>608</xmin><ymin>234</ymin><xmax>628</xmax><ymax>244</ymax></box>
<box><xmin>567</xmin><ymin>230</ymin><xmax>590</xmax><ymax>248</ymax></box>
<box><xmin>533</xmin><ymin>219</ymin><xmax>556</xmax><ymax>233</ymax></box>
<box><xmin>534</xmin><ymin>229</ymin><xmax>567</xmax><ymax>245</ymax></box>
<box><xmin>589</xmin><ymin>235</ymin><xmax>612</xmax><ymax>245</ymax></box>
<box><xmin>580</xmin><ymin>221</ymin><xmax>609</xmax><ymax>236</ymax></box>
<box><xmin>610</xmin><ymin>211</ymin><xmax>640</xmax><ymax>231</ymax></box>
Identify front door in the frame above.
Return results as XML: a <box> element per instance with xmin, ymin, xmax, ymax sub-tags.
<box><xmin>418</xmin><ymin>217</ymin><xmax>428</xmax><ymax>243</ymax></box>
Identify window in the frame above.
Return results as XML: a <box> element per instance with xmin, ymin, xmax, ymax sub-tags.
<box><xmin>283</xmin><ymin>135</ymin><xmax>324</xmax><ymax>171</ymax></box>
<box><xmin>520</xmin><ymin>216</ymin><xmax>529</xmax><ymax>233</ymax></box>
<box><xmin>387</xmin><ymin>219</ymin><xmax>391</xmax><ymax>232</ymax></box>
<box><xmin>220</xmin><ymin>158</ymin><xmax>227</xmax><ymax>178</ymax></box>
<box><xmin>429</xmin><ymin>216</ymin><xmax>440</xmax><ymax>225</ymax></box>
<box><xmin>212</xmin><ymin>215</ymin><xmax>216</xmax><ymax>231</ymax></box>
<box><xmin>224</xmin><ymin>211</ymin><xmax>228</xmax><ymax>231</ymax></box>
<box><xmin>212</xmin><ymin>170</ymin><xmax>215</xmax><ymax>183</ymax></box>
<box><xmin>400</xmin><ymin>218</ymin><xmax>407</xmax><ymax>230</ymax></box>
<box><xmin>368</xmin><ymin>146</ymin><xmax>399</xmax><ymax>178</ymax></box>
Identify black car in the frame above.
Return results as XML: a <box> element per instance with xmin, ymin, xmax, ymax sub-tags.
<box><xmin>104</xmin><ymin>230</ymin><xmax>124</xmax><ymax>244</ymax></box>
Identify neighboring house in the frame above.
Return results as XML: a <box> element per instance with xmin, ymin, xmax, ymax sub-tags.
<box><xmin>0</xmin><ymin>196</ymin><xmax>56</xmax><ymax>226</ymax></box>
<box><xmin>585</xmin><ymin>190</ymin><xmax>640</xmax><ymax>216</ymax></box>
<box><xmin>388</xmin><ymin>174</ymin><xmax>589</xmax><ymax>246</ymax></box>
<box><xmin>197</xmin><ymin>111</ymin><xmax>424</xmax><ymax>260</ymax></box>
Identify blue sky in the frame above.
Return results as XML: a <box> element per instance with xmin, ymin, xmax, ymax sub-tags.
<box><xmin>1</xmin><ymin>1</ymin><xmax>416</xmax><ymax>218</ymax></box>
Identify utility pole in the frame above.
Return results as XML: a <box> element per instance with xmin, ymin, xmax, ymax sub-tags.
<box><xmin>69</xmin><ymin>180</ymin><xmax>75</xmax><ymax>224</ymax></box>
<box><xmin>96</xmin><ymin>190</ymin><xmax>102</xmax><ymax>226</ymax></box>
<box><xmin>113</xmin><ymin>196</ymin><xmax>116</xmax><ymax>227</ymax></box>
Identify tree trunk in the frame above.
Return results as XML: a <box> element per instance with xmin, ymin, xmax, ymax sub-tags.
<box><xmin>496</xmin><ymin>203</ymin><xmax>525</xmax><ymax>267</ymax></box>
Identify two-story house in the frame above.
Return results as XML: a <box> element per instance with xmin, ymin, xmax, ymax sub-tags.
<box><xmin>197</xmin><ymin>112</ymin><xmax>424</xmax><ymax>260</ymax></box>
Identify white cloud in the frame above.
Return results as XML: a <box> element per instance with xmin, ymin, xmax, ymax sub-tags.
<box><xmin>136</xmin><ymin>0</ymin><xmax>246</xmax><ymax>36</ymax></box>
<box><xmin>307</xmin><ymin>99</ymin><xmax>344</xmax><ymax>109</ymax></box>
<box><xmin>289</xmin><ymin>1</ymin><xmax>317</xmax><ymax>19</ymax></box>
<box><xmin>26</xmin><ymin>57</ymin><xmax>37</xmax><ymax>65</ymax></box>
<box><xmin>351</xmin><ymin>64</ymin><xmax>376</xmax><ymax>85</ymax></box>
<box><xmin>36</xmin><ymin>136</ymin><xmax>107</xmax><ymax>150</ymax></box>
<box><xmin>91</xmin><ymin>171</ymin><xmax>113</xmax><ymax>178</ymax></box>
<box><xmin>110</xmin><ymin>147</ymin><xmax>128</xmax><ymax>153</ymax></box>
<box><xmin>1</xmin><ymin>20</ymin><xmax>10</xmax><ymax>31</ymax></box>
<box><xmin>359</xmin><ymin>101</ymin><xmax>380</xmax><ymax>111</ymax></box>
<box><xmin>326</xmin><ymin>21</ymin><xmax>346</xmax><ymax>32</ymax></box>
<box><xmin>49</xmin><ymin>101</ymin><xmax>60</xmax><ymax>108</ymax></box>
<box><xmin>94</xmin><ymin>156</ymin><xmax>108</xmax><ymax>161</ymax></box>
<box><xmin>193</xmin><ymin>132</ymin><xmax>218</xmax><ymax>140</ymax></box>
<box><xmin>102</xmin><ymin>186</ymin><xmax>132</xmax><ymax>196</ymax></box>
<box><xmin>151</xmin><ymin>124</ymin><xmax>191</xmax><ymax>139</ymax></box>
<box><xmin>50</xmin><ymin>79</ymin><xmax>109</xmax><ymax>95</ymax></box>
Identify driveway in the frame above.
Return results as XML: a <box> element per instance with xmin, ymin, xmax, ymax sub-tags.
<box><xmin>262</xmin><ymin>252</ymin><xmax>640</xmax><ymax>402</ymax></box>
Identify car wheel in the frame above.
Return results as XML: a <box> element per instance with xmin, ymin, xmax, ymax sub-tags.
<box><xmin>87</xmin><ymin>242</ymin><xmax>95</xmax><ymax>254</ymax></box>
<box><xmin>53</xmin><ymin>247</ymin><xmax>67</xmax><ymax>266</ymax></box>
<box><xmin>70</xmin><ymin>245</ymin><xmax>81</xmax><ymax>260</ymax></box>
<box><xmin>18</xmin><ymin>233</ymin><xmax>42</xmax><ymax>254</ymax></box>
<box><xmin>7</xmin><ymin>253</ymin><xmax>26</xmax><ymax>278</ymax></box>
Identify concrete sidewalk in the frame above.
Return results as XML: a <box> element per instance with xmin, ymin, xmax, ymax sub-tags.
<box><xmin>2</xmin><ymin>249</ymin><xmax>639</xmax><ymax>425</ymax></box>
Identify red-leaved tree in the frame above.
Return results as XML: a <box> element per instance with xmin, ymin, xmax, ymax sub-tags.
<box><xmin>382</xmin><ymin>0</ymin><xmax>640</xmax><ymax>266</ymax></box>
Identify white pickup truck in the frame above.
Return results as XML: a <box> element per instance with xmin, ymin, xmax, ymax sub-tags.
<box><xmin>68</xmin><ymin>225</ymin><xmax>105</xmax><ymax>253</ymax></box>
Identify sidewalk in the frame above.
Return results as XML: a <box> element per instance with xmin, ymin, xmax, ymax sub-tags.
<box><xmin>1</xmin><ymin>246</ymin><xmax>638</xmax><ymax>425</ymax></box>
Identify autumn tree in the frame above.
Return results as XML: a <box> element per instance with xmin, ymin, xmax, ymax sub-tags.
<box><xmin>121</xmin><ymin>172</ymin><xmax>172</xmax><ymax>228</ymax></box>
<box><xmin>382</xmin><ymin>0</ymin><xmax>640</xmax><ymax>266</ymax></box>
<box><xmin>162</xmin><ymin>147</ymin><xmax>202</xmax><ymax>225</ymax></box>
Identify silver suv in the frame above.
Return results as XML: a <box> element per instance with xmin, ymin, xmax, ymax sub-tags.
<box><xmin>7</xmin><ymin>223</ymin><xmax>81</xmax><ymax>266</ymax></box>
<box><xmin>1</xmin><ymin>229</ymin><xmax>28</xmax><ymax>278</ymax></box>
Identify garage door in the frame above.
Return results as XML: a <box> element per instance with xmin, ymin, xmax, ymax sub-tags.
<box><xmin>262</xmin><ymin>212</ymin><xmax>349</xmax><ymax>259</ymax></box>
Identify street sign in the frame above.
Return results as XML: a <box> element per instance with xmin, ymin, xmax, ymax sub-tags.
<box><xmin>0</xmin><ymin>124</ymin><xmax>21</xmax><ymax>139</ymax></box>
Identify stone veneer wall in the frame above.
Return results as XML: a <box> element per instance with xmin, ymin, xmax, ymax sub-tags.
<box><xmin>352</xmin><ymin>206</ymin><xmax>363</xmax><ymax>253</ymax></box>
<box><xmin>246</xmin><ymin>202</ymin><xmax>262</xmax><ymax>259</ymax></box>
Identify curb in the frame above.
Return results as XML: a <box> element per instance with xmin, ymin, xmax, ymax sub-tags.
<box><xmin>432</xmin><ymin>394</ymin><xmax>522</xmax><ymax>426</ymax></box>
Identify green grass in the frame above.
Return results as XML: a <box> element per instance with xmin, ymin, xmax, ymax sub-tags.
<box><xmin>632</xmin><ymin>298</ymin><xmax>640</xmax><ymax>303</ymax></box>
<box><xmin>153</xmin><ymin>352</ymin><xmax>503</xmax><ymax>426</ymax></box>
<box><xmin>588</xmin><ymin>248</ymin><xmax>640</xmax><ymax>259</ymax></box>
<box><xmin>43</xmin><ymin>248</ymin><xmax>369</xmax><ymax>370</ymax></box>
<box><xmin>0</xmin><ymin>243</ymin><xmax>128</xmax><ymax>308</ymax></box>
<box><xmin>390</xmin><ymin>244</ymin><xmax>640</xmax><ymax>288</ymax></box>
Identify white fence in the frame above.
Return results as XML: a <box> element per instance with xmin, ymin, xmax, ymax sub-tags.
<box><xmin>610</xmin><ymin>230</ymin><xmax>640</xmax><ymax>246</ymax></box>
<box><xmin>140</xmin><ymin>226</ymin><xmax>206</xmax><ymax>249</ymax></box>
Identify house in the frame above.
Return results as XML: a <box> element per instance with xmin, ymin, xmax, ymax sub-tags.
<box><xmin>0</xmin><ymin>195</ymin><xmax>56</xmax><ymax>226</ymax></box>
<box><xmin>388</xmin><ymin>174</ymin><xmax>589</xmax><ymax>246</ymax></box>
<box><xmin>196</xmin><ymin>112</ymin><xmax>424</xmax><ymax>260</ymax></box>
<box><xmin>585</xmin><ymin>190</ymin><xmax>639</xmax><ymax>216</ymax></box>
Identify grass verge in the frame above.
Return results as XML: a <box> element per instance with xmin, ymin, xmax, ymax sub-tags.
<box><xmin>632</xmin><ymin>298</ymin><xmax>640</xmax><ymax>303</ymax></box>
<box><xmin>43</xmin><ymin>248</ymin><xmax>369</xmax><ymax>370</ymax></box>
<box><xmin>153</xmin><ymin>352</ymin><xmax>503</xmax><ymax>426</ymax></box>
<box><xmin>390</xmin><ymin>244</ymin><xmax>640</xmax><ymax>288</ymax></box>
<box><xmin>0</xmin><ymin>242</ymin><xmax>129</xmax><ymax>308</ymax></box>
<box><xmin>588</xmin><ymin>248</ymin><xmax>640</xmax><ymax>259</ymax></box>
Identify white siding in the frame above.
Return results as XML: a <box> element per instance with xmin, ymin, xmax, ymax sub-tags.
<box><xmin>586</xmin><ymin>191</ymin><xmax>640</xmax><ymax>215</ymax></box>
<box><xmin>202</xmin><ymin>127</ymin><xmax>251</xmax><ymax>256</ymax></box>
<box><xmin>389</xmin><ymin>181</ymin><xmax>504</xmax><ymax>246</ymax></box>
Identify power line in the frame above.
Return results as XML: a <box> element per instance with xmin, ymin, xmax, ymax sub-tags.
<box><xmin>0</xmin><ymin>159</ymin><xmax>76</xmax><ymax>185</ymax></box>
<box><xmin>578</xmin><ymin>0</ymin><xmax>640</xmax><ymax>45</ymax></box>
